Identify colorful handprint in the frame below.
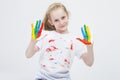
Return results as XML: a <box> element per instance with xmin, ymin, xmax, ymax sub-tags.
<box><xmin>31</xmin><ymin>19</ymin><xmax>44</xmax><ymax>40</ymax></box>
<box><xmin>76</xmin><ymin>24</ymin><xmax>92</xmax><ymax>45</ymax></box>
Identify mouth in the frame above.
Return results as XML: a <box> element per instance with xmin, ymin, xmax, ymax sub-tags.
<box><xmin>59</xmin><ymin>26</ymin><xmax>65</xmax><ymax>28</ymax></box>
<box><xmin>59</xmin><ymin>24</ymin><xmax>66</xmax><ymax>28</ymax></box>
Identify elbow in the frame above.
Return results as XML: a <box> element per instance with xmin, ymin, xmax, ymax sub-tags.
<box><xmin>25</xmin><ymin>50</ymin><xmax>32</xmax><ymax>59</ymax></box>
<box><xmin>87</xmin><ymin>61</ymin><xmax>94</xmax><ymax>67</ymax></box>
<box><xmin>25</xmin><ymin>55</ymin><xmax>31</xmax><ymax>59</ymax></box>
<box><xmin>87</xmin><ymin>59</ymin><xmax>94</xmax><ymax>67</ymax></box>
<box><xmin>25</xmin><ymin>53</ymin><xmax>30</xmax><ymax>59</ymax></box>
<box><xmin>82</xmin><ymin>54</ymin><xmax>94</xmax><ymax>67</ymax></box>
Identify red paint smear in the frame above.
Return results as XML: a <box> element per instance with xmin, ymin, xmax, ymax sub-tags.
<box><xmin>46</xmin><ymin>46</ymin><xmax>58</xmax><ymax>52</ymax></box>
<box><xmin>64</xmin><ymin>59</ymin><xmax>70</xmax><ymax>64</ymax></box>
<box><xmin>51</xmin><ymin>46</ymin><xmax>58</xmax><ymax>50</ymax></box>
<box><xmin>49</xmin><ymin>39</ymin><xmax>55</xmax><ymax>43</ymax></box>
<box><xmin>46</xmin><ymin>48</ymin><xmax>52</xmax><ymax>52</ymax></box>
<box><xmin>64</xmin><ymin>59</ymin><xmax>67</xmax><ymax>62</ymax></box>
<box><xmin>42</xmin><ymin>64</ymin><xmax>46</xmax><ymax>67</ymax></box>
<box><xmin>49</xmin><ymin>58</ymin><xmax>54</xmax><ymax>60</ymax></box>
<box><xmin>70</xmin><ymin>43</ymin><xmax>73</xmax><ymax>50</ymax></box>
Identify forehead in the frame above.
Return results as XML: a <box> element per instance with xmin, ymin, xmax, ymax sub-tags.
<box><xmin>50</xmin><ymin>8</ymin><xmax>67</xmax><ymax>19</ymax></box>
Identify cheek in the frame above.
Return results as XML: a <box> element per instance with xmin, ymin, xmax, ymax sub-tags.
<box><xmin>64</xmin><ymin>18</ymin><xmax>69</xmax><ymax>22</ymax></box>
<box><xmin>64</xmin><ymin>20</ymin><xmax>69</xmax><ymax>25</ymax></box>
<box><xmin>53</xmin><ymin>23</ymin><xmax>59</xmax><ymax>29</ymax></box>
<box><xmin>53</xmin><ymin>22</ymin><xmax>59</xmax><ymax>26</ymax></box>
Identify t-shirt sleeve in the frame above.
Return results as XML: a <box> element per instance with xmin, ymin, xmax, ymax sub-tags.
<box><xmin>74</xmin><ymin>38</ymin><xmax>87</xmax><ymax>59</ymax></box>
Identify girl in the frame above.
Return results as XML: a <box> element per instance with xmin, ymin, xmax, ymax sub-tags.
<box><xmin>25</xmin><ymin>2</ymin><xmax>94</xmax><ymax>80</ymax></box>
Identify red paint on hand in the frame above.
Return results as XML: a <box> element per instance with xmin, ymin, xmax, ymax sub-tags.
<box><xmin>76</xmin><ymin>38</ymin><xmax>91</xmax><ymax>45</ymax></box>
<box><xmin>37</xmin><ymin>22</ymin><xmax>44</xmax><ymax>38</ymax></box>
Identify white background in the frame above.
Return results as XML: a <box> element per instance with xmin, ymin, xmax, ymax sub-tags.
<box><xmin>0</xmin><ymin>0</ymin><xmax>120</xmax><ymax>80</ymax></box>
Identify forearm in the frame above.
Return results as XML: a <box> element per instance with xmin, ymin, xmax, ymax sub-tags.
<box><xmin>82</xmin><ymin>44</ymin><xmax>94</xmax><ymax>67</ymax></box>
<box><xmin>87</xmin><ymin>44</ymin><xmax>94</xmax><ymax>65</ymax></box>
<box><xmin>25</xmin><ymin>39</ymin><xmax>38</xmax><ymax>58</ymax></box>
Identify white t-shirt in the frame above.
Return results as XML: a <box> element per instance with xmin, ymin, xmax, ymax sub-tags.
<box><xmin>35</xmin><ymin>30</ymin><xmax>87</xmax><ymax>79</ymax></box>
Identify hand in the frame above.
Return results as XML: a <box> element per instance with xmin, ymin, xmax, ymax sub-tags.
<box><xmin>76</xmin><ymin>24</ymin><xmax>92</xmax><ymax>45</ymax></box>
<box><xmin>31</xmin><ymin>19</ymin><xmax>44</xmax><ymax>40</ymax></box>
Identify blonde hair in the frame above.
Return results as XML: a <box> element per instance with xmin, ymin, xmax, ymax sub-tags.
<box><xmin>43</xmin><ymin>3</ymin><xmax>69</xmax><ymax>31</ymax></box>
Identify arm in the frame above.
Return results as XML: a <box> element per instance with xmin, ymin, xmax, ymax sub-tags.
<box><xmin>77</xmin><ymin>24</ymin><xmax>94</xmax><ymax>67</ymax></box>
<box><xmin>81</xmin><ymin>44</ymin><xmax>94</xmax><ymax>67</ymax></box>
<box><xmin>25</xmin><ymin>39</ymin><xmax>39</xmax><ymax>58</ymax></box>
<box><xmin>25</xmin><ymin>20</ymin><xmax>44</xmax><ymax>58</ymax></box>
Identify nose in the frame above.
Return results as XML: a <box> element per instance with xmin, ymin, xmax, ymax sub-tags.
<box><xmin>59</xmin><ymin>19</ymin><xmax>64</xmax><ymax>25</ymax></box>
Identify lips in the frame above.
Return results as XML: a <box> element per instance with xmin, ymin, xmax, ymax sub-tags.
<box><xmin>59</xmin><ymin>24</ymin><xmax>67</xmax><ymax>28</ymax></box>
<box><xmin>59</xmin><ymin>26</ymin><xmax>65</xmax><ymax>28</ymax></box>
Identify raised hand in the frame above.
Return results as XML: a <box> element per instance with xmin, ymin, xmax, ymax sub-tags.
<box><xmin>76</xmin><ymin>24</ymin><xmax>92</xmax><ymax>45</ymax></box>
<box><xmin>31</xmin><ymin>19</ymin><xmax>44</xmax><ymax>40</ymax></box>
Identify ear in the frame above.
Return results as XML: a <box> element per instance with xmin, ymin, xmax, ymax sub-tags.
<box><xmin>48</xmin><ymin>19</ymin><xmax>53</xmax><ymax>25</ymax></box>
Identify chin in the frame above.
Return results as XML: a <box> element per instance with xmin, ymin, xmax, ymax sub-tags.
<box><xmin>61</xmin><ymin>26</ymin><xmax>67</xmax><ymax>30</ymax></box>
<box><xmin>59</xmin><ymin>29</ymin><xmax>68</xmax><ymax>33</ymax></box>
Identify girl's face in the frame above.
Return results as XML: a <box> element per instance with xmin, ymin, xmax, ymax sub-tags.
<box><xmin>49</xmin><ymin>8</ymin><xmax>69</xmax><ymax>33</ymax></box>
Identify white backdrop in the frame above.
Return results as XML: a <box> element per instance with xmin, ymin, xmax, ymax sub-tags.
<box><xmin>0</xmin><ymin>0</ymin><xmax>120</xmax><ymax>80</ymax></box>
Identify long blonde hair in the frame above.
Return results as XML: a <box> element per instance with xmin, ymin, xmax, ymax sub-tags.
<box><xmin>43</xmin><ymin>3</ymin><xmax>69</xmax><ymax>31</ymax></box>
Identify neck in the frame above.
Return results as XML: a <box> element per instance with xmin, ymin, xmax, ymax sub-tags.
<box><xmin>56</xmin><ymin>30</ymin><xmax>69</xmax><ymax>34</ymax></box>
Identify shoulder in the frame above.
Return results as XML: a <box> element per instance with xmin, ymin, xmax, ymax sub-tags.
<box><xmin>69</xmin><ymin>32</ymin><xmax>80</xmax><ymax>40</ymax></box>
<box><xmin>69</xmin><ymin>32</ymin><xmax>85</xmax><ymax>45</ymax></box>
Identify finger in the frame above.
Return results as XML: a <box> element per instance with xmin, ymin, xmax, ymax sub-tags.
<box><xmin>37</xmin><ymin>22</ymin><xmax>44</xmax><ymax>38</ymax></box>
<box><xmin>36</xmin><ymin>20</ymin><xmax>41</xmax><ymax>38</ymax></box>
<box><xmin>37</xmin><ymin>20</ymin><xmax>41</xmax><ymax>31</ymax></box>
<box><xmin>31</xmin><ymin>23</ymin><xmax>36</xmax><ymax>40</ymax></box>
<box><xmin>35</xmin><ymin>20</ymin><xmax>38</xmax><ymax>36</ymax></box>
<box><xmin>86</xmin><ymin>25</ymin><xmax>91</xmax><ymax>42</ymax></box>
<box><xmin>81</xmin><ymin>27</ymin><xmax>87</xmax><ymax>40</ymax></box>
<box><xmin>84</xmin><ymin>24</ymin><xmax>88</xmax><ymax>41</ymax></box>
<box><xmin>36</xmin><ymin>19</ymin><xmax>41</xmax><ymax>36</ymax></box>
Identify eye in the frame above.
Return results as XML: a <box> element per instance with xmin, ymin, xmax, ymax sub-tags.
<box><xmin>54</xmin><ymin>19</ymin><xmax>59</xmax><ymax>22</ymax></box>
<box><xmin>61</xmin><ymin>16</ymin><xmax>65</xmax><ymax>20</ymax></box>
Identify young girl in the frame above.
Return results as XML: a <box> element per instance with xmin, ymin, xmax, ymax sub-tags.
<box><xmin>25</xmin><ymin>2</ymin><xmax>94</xmax><ymax>80</ymax></box>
